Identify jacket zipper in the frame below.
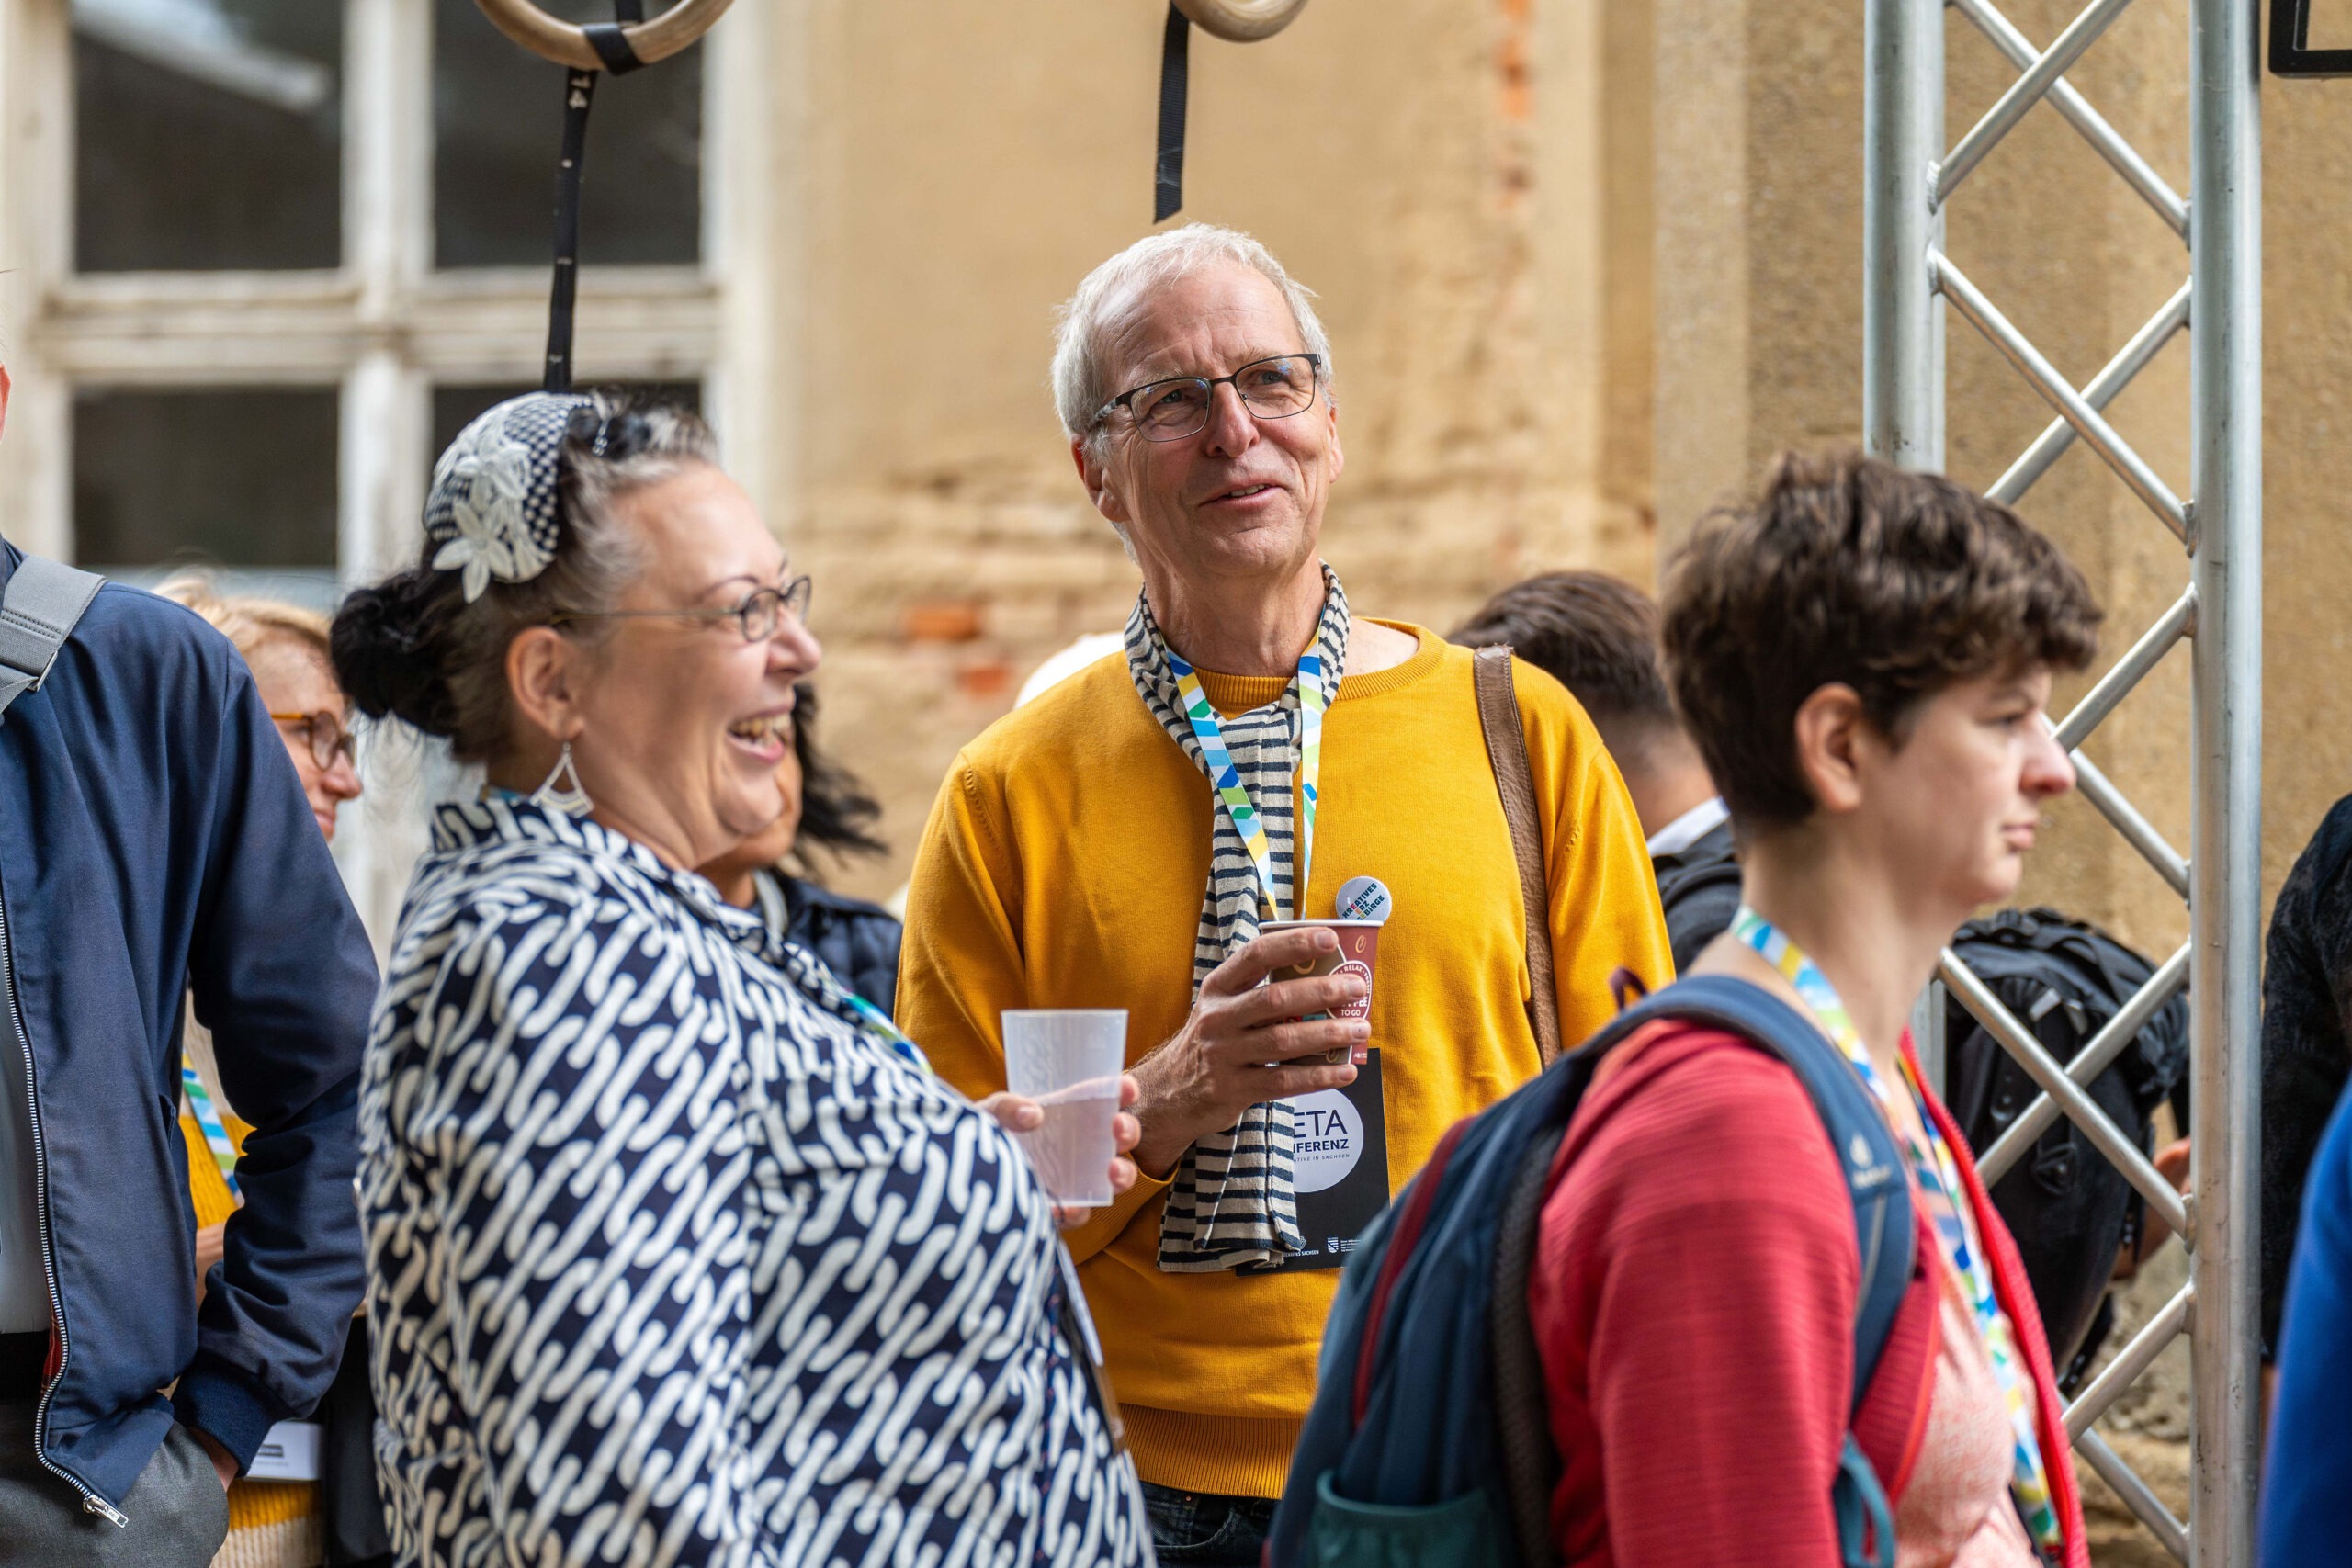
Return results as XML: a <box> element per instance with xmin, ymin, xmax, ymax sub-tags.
<box><xmin>0</xmin><ymin>881</ymin><xmax>128</xmax><ymax>1526</ymax></box>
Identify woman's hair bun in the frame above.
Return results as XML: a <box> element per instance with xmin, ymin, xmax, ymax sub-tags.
<box><xmin>331</xmin><ymin>568</ymin><xmax>461</xmax><ymax>738</ymax></box>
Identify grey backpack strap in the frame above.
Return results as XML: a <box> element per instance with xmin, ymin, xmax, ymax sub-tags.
<box><xmin>0</xmin><ymin>556</ymin><xmax>104</xmax><ymax>722</ymax></box>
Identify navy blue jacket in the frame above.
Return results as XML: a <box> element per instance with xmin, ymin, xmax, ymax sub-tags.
<box><xmin>2264</xmin><ymin>1078</ymin><xmax>2352</xmax><ymax>1565</ymax></box>
<box><xmin>0</xmin><ymin>543</ymin><xmax>376</xmax><ymax>1514</ymax></box>
<box><xmin>780</xmin><ymin>877</ymin><xmax>903</xmax><ymax>1020</ymax></box>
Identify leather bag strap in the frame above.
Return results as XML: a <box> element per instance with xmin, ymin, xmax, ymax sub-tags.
<box><xmin>1474</xmin><ymin>646</ymin><xmax>1564</xmax><ymax>1066</ymax></box>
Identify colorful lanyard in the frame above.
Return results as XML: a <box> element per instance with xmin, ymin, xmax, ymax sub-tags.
<box><xmin>1165</xmin><ymin>646</ymin><xmax>1328</xmax><ymax>921</ymax></box>
<box><xmin>1731</xmin><ymin>907</ymin><xmax>2063</xmax><ymax>1556</ymax></box>
<box><xmin>837</xmin><ymin>987</ymin><xmax>931</xmax><ymax>1074</ymax></box>
<box><xmin>181</xmin><ymin>1063</ymin><xmax>241</xmax><ymax>1204</ymax></box>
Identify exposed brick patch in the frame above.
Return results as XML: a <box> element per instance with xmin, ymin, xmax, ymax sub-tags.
<box><xmin>902</xmin><ymin>601</ymin><xmax>986</xmax><ymax>643</ymax></box>
<box><xmin>955</xmin><ymin>659</ymin><xmax>1015</xmax><ymax>701</ymax></box>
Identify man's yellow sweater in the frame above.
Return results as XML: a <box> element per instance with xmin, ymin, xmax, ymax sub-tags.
<box><xmin>898</xmin><ymin>624</ymin><xmax>1673</xmax><ymax>1499</ymax></box>
<box><xmin>182</xmin><ymin>1110</ymin><xmax>322</xmax><ymax>1568</ymax></box>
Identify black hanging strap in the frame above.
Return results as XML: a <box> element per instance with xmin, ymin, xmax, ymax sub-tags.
<box><xmin>582</xmin><ymin>25</ymin><xmax>645</xmax><ymax>73</ymax></box>
<box><xmin>585</xmin><ymin>0</ymin><xmax>646</xmax><ymax>75</ymax></box>
<box><xmin>543</xmin><ymin>68</ymin><xmax>597</xmax><ymax>393</ymax></box>
<box><xmin>542</xmin><ymin>1</ymin><xmax>649</xmax><ymax>394</ymax></box>
<box><xmin>1153</xmin><ymin>4</ymin><xmax>1191</xmax><ymax>223</ymax></box>
<box><xmin>543</xmin><ymin>68</ymin><xmax>595</xmax><ymax>392</ymax></box>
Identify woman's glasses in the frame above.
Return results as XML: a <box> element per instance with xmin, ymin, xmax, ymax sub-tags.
<box><xmin>552</xmin><ymin>575</ymin><xmax>814</xmax><ymax>643</ymax></box>
<box><xmin>268</xmin><ymin>710</ymin><xmax>357</xmax><ymax>771</ymax></box>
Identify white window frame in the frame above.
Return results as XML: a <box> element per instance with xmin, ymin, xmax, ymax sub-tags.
<box><xmin>0</xmin><ymin>0</ymin><xmax>794</xmax><ymax>940</ymax></box>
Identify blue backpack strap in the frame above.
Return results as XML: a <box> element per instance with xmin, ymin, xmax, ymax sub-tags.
<box><xmin>1591</xmin><ymin>977</ymin><xmax>1914</xmax><ymax>1393</ymax></box>
<box><xmin>1519</xmin><ymin>976</ymin><xmax>1915</xmax><ymax>1568</ymax></box>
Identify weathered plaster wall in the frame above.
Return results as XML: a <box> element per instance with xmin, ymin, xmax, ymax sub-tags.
<box><xmin>2262</xmin><ymin>48</ymin><xmax>2352</xmax><ymax>907</ymax></box>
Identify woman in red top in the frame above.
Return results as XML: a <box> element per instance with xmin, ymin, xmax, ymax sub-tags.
<box><xmin>1529</xmin><ymin>449</ymin><xmax>2099</xmax><ymax>1567</ymax></box>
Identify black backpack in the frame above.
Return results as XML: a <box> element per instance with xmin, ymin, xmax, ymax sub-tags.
<box><xmin>1650</xmin><ymin>821</ymin><xmax>1742</xmax><ymax>976</ymax></box>
<box><xmin>1939</xmin><ymin>908</ymin><xmax>2189</xmax><ymax>1384</ymax></box>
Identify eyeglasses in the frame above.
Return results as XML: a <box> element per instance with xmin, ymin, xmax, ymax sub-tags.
<box><xmin>1096</xmin><ymin>354</ymin><xmax>1324</xmax><ymax>443</ymax></box>
<box><xmin>552</xmin><ymin>574</ymin><xmax>814</xmax><ymax>643</ymax></box>
<box><xmin>268</xmin><ymin>710</ymin><xmax>357</xmax><ymax>772</ymax></box>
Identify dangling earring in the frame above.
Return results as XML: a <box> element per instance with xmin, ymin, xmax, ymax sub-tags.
<box><xmin>529</xmin><ymin>740</ymin><xmax>593</xmax><ymax>817</ymax></box>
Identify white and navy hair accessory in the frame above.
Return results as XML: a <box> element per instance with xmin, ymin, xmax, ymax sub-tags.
<box><xmin>425</xmin><ymin>392</ymin><xmax>591</xmax><ymax>602</ymax></box>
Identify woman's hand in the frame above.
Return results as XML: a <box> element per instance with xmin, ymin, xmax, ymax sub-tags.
<box><xmin>979</xmin><ymin>1076</ymin><xmax>1144</xmax><ymax>1228</ymax></box>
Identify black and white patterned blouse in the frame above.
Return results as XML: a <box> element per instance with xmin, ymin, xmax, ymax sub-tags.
<box><xmin>359</xmin><ymin>798</ymin><xmax>1147</xmax><ymax>1567</ymax></box>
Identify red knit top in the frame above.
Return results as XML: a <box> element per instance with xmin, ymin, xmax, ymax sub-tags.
<box><xmin>1527</xmin><ymin>1021</ymin><xmax>2088</xmax><ymax>1568</ymax></box>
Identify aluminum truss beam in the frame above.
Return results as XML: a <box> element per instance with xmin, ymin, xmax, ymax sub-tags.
<box><xmin>1862</xmin><ymin>0</ymin><xmax>2261</xmax><ymax>1558</ymax></box>
<box><xmin>1950</xmin><ymin>0</ymin><xmax>2189</xmax><ymax>240</ymax></box>
<box><xmin>2185</xmin><ymin>0</ymin><xmax>2264</xmax><ymax>1556</ymax></box>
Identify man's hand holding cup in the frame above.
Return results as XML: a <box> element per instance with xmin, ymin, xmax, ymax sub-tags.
<box><xmin>1128</xmin><ymin>925</ymin><xmax>1370</xmax><ymax>1179</ymax></box>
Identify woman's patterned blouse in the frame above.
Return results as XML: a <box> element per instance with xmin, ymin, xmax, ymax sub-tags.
<box><xmin>358</xmin><ymin>798</ymin><xmax>1146</xmax><ymax>1567</ymax></box>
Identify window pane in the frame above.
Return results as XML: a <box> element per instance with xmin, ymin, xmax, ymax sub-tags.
<box><xmin>74</xmin><ymin>389</ymin><xmax>339</xmax><ymax>570</ymax></box>
<box><xmin>74</xmin><ymin>0</ymin><xmax>343</xmax><ymax>272</ymax></box>
<box><xmin>430</xmin><ymin>381</ymin><xmax>702</xmax><ymax>464</ymax></box>
<box><xmin>434</xmin><ymin>0</ymin><xmax>702</xmax><ymax>270</ymax></box>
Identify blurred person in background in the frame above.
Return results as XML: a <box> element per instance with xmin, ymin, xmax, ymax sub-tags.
<box><xmin>158</xmin><ymin>582</ymin><xmax>362</xmax><ymax>853</ymax></box>
<box><xmin>334</xmin><ymin>389</ymin><xmax>1149</xmax><ymax>1567</ymax></box>
<box><xmin>156</xmin><ymin>579</ymin><xmax>368</xmax><ymax>1568</ymax></box>
<box><xmin>698</xmin><ymin>682</ymin><xmax>901</xmax><ymax>1014</ymax></box>
<box><xmin>1018</xmin><ymin>631</ymin><xmax>1129</xmax><ymax>709</ymax></box>
<box><xmin>2257</xmin><ymin>797</ymin><xmax>2352</xmax><ymax>1378</ymax></box>
<box><xmin>1452</xmin><ymin>571</ymin><xmax>1735</xmax><ymax>973</ymax></box>
<box><xmin>0</xmin><ymin>364</ymin><xmax>377</xmax><ymax>1566</ymax></box>
<box><xmin>898</xmin><ymin>223</ymin><xmax>1671</xmax><ymax>1565</ymax></box>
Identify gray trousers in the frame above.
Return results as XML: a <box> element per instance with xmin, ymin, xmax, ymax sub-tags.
<box><xmin>0</xmin><ymin>1400</ymin><xmax>228</xmax><ymax>1567</ymax></box>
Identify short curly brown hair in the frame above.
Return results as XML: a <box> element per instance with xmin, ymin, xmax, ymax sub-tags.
<box><xmin>1660</xmin><ymin>448</ymin><xmax>2101</xmax><ymax>833</ymax></box>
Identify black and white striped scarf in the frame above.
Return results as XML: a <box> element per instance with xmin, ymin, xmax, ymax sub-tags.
<box><xmin>1126</xmin><ymin>567</ymin><xmax>1351</xmax><ymax>1272</ymax></box>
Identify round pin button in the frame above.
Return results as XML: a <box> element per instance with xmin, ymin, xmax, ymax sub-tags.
<box><xmin>1334</xmin><ymin>875</ymin><xmax>1394</xmax><ymax>924</ymax></box>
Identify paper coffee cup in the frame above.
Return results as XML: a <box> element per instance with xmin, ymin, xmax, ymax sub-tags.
<box><xmin>1259</xmin><ymin>919</ymin><xmax>1381</xmax><ymax>1065</ymax></box>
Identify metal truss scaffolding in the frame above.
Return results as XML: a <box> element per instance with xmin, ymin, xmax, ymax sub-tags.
<box><xmin>1863</xmin><ymin>0</ymin><xmax>2261</xmax><ymax>1561</ymax></box>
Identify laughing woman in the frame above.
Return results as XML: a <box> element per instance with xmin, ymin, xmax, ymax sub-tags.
<box><xmin>330</xmin><ymin>391</ymin><xmax>1148</xmax><ymax>1568</ymax></box>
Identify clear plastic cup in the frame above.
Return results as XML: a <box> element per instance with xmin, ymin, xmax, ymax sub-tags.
<box><xmin>1001</xmin><ymin>1009</ymin><xmax>1128</xmax><ymax>1207</ymax></box>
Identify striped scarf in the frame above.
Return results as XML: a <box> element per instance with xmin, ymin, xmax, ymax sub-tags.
<box><xmin>1125</xmin><ymin>567</ymin><xmax>1350</xmax><ymax>1272</ymax></box>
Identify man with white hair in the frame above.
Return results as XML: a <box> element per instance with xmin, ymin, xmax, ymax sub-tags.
<box><xmin>899</xmin><ymin>225</ymin><xmax>1671</xmax><ymax>1563</ymax></box>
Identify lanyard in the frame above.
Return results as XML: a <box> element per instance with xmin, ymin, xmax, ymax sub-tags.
<box><xmin>181</xmin><ymin>1063</ymin><xmax>241</xmax><ymax>1204</ymax></box>
<box><xmin>1165</xmin><ymin>646</ymin><xmax>1328</xmax><ymax>921</ymax></box>
<box><xmin>1730</xmin><ymin>907</ymin><xmax>2062</xmax><ymax>1555</ymax></box>
<box><xmin>841</xmin><ymin>990</ymin><xmax>931</xmax><ymax>1074</ymax></box>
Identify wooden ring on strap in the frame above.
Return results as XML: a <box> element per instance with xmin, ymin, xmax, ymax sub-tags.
<box><xmin>470</xmin><ymin>0</ymin><xmax>736</xmax><ymax>71</ymax></box>
<box><xmin>1171</xmin><ymin>0</ymin><xmax>1310</xmax><ymax>44</ymax></box>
